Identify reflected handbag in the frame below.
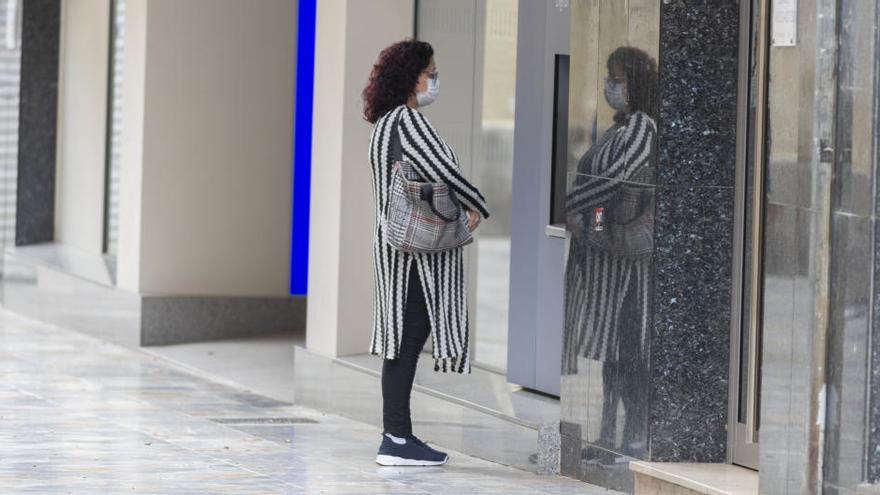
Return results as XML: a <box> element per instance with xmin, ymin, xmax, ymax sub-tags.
<box><xmin>585</xmin><ymin>165</ymin><xmax>655</xmax><ymax>260</ymax></box>
<box><xmin>383</xmin><ymin>113</ymin><xmax>473</xmax><ymax>253</ymax></box>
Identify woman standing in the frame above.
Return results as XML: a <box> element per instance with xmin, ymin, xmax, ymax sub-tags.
<box><xmin>362</xmin><ymin>40</ymin><xmax>490</xmax><ymax>466</ymax></box>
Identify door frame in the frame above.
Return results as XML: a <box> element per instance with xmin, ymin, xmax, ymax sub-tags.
<box><xmin>728</xmin><ymin>0</ymin><xmax>770</xmax><ymax>471</ymax></box>
<box><xmin>505</xmin><ymin>0</ymin><xmax>570</xmax><ymax>396</ymax></box>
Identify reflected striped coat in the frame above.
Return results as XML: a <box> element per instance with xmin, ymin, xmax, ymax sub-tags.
<box><xmin>562</xmin><ymin>111</ymin><xmax>657</xmax><ymax>374</ymax></box>
<box><xmin>368</xmin><ymin>104</ymin><xmax>490</xmax><ymax>374</ymax></box>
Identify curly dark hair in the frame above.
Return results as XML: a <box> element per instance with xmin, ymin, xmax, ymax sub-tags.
<box><xmin>362</xmin><ymin>39</ymin><xmax>434</xmax><ymax>123</ymax></box>
<box><xmin>607</xmin><ymin>46</ymin><xmax>659</xmax><ymax>124</ymax></box>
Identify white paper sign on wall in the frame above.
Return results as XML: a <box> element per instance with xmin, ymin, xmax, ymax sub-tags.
<box><xmin>771</xmin><ymin>0</ymin><xmax>798</xmax><ymax>46</ymax></box>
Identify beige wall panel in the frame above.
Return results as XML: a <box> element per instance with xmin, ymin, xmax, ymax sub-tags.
<box><xmin>55</xmin><ymin>0</ymin><xmax>111</xmax><ymax>253</ymax></box>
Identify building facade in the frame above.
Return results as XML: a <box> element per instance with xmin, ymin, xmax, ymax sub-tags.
<box><xmin>5</xmin><ymin>0</ymin><xmax>880</xmax><ymax>494</ymax></box>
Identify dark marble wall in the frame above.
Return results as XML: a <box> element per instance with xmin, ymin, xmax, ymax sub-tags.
<box><xmin>648</xmin><ymin>0</ymin><xmax>739</xmax><ymax>462</ymax></box>
<box><xmin>16</xmin><ymin>0</ymin><xmax>61</xmax><ymax>245</ymax></box>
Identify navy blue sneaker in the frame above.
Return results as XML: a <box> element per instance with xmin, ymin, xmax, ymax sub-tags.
<box><xmin>407</xmin><ymin>434</ymin><xmax>447</xmax><ymax>458</ymax></box>
<box><xmin>376</xmin><ymin>433</ymin><xmax>448</xmax><ymax>466</ymax></box>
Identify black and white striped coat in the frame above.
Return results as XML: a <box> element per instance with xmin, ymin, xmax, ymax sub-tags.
<box><xmin>368</xmin><ymin>104</ymin><xmax>490</xmax><ymax>374</ymax></box>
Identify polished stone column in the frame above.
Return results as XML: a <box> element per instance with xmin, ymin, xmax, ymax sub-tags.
<box><xmin>758</xmin><ymin>0</ymin><xmax>875</xmax><ymax>492</ymax></box>
<box><xmin>826</xmin><ymin>0</ymin><xmax>880</xmax><ymax>490</ymax></box>
<box><xmin>865</xmin><ymin>0</ymin><xmax>880</xmax><ymax>487</ymax></box>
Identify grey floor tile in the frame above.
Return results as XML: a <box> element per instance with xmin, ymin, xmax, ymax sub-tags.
<box><xmin>0</xmin><ymin>309</ymin><xmax>606</xmax><ymax>494</ymax></box>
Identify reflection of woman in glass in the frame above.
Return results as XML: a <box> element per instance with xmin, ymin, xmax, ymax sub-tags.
<box><xmin>562</xmin><ymin>46</ymin><xmax>658</xmax><ymax>458</ymax></box>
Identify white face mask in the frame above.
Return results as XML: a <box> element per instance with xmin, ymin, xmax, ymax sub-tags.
<box><xmin>416</xmin><ymin>76</ymin><xmax>440</xmax><ymax>107</ymax></box>
<box><xmin>604</xmin><ymin>78</ymin><xmax>628</xmax><ymax>112</ymax></box>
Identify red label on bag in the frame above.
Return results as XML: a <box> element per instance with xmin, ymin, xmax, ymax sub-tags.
<box><xmin>593</xmin><ymin>207</ymin><xmax>605</xmax><ymax>232</ymax></box>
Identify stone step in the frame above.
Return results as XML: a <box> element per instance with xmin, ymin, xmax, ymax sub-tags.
<box><xmin>293</xmin><ymin>345</ymin><xmax>562</xmax><ymax>474</ymax></box>
<box><xmin>630</xmin><ymin>462</ymin><xmax>758</xmax><ymax>495</ymax></box>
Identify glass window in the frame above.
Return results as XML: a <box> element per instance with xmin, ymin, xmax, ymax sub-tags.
<box><xmin>473</xmin><ymin>0</ymin><xmax>517</xmax><ymax>372</ymax></box>
<box><xmin>0</xmin><ymin>0</ymin><xmax>21</xmax><ymax>261</ymax></box>
<box><xmin>104</xmin><ymin>0</ymin><xmax>125</xmax><ymax>255</ymax></box>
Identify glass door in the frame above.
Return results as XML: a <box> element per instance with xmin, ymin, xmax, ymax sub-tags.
<box><xmin>471</xmin><ymin>0</ymin><xmax>517</xmax><ymax>373</ymax></box>
<box><xmin>103</xmin><ymin>0</ymin><xmax>125</xmax><ymax>256</ymax></box>
<box><xmin>730</xmin><ymin>0</ymin><xmax>769</xmax><ymax>471</ymax></box>
<box><xmin>415</xmin><ymin>0</ymin><xmax>518</xmax><ymax>374</ymax></box>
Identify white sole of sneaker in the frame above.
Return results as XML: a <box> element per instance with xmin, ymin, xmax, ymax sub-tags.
<box><xmin>375</xmin><ymin>454</ymin><xmax>448</xmax><ymax>466</ymax></box>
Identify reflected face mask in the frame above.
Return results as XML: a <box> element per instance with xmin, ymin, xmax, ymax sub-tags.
<box><xmin>604</xmin><ymin>78</ymin><xmax>628</xmax><ymax>112</ymax></box>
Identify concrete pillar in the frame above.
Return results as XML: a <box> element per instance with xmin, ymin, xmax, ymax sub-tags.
<box><xmin>118</xmin><ymin>0</ymin><xmax>296</xmax><ymax>298</ymax></box>
<box><xmin>306</xmin><ymin>0</ymin><xmax>414</xmax><ymax>357</ymax></box>
<box><xmin>6</xmin><ymin>0</ymin><xmax>303</xmax><ymax>347</ymax></box>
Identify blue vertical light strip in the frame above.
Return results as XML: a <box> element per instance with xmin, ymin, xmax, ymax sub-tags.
<box><xmin>290</xmin><ymin>0</ymin><xmax>316</xmax><ymax>295</ymax></box>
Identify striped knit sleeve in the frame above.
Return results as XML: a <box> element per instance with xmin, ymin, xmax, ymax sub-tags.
<box><xmin>398</xmin><ymin>106</ymin><xmax>491</xmax><ymax>219</ymax></box>
<box><xmin>566</xmin><ymin>111</ymin><xmax>656</xmax><ymax>216</ymax></box>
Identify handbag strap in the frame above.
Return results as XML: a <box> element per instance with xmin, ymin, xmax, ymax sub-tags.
<box><xmin>390</xmin><ymin>108</ymin><xmax>404</xmax><ymax>162</ymax></box>
<box><xmin>420</xmin><ymin>184</ymin><xmax>462</xmax><ymax>222</ymax></box>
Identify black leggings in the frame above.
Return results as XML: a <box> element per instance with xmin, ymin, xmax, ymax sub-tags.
<box><xmin>381</xmin><ymin>263</ymin><xmax>431</xmax><ymax>437</ymax></box>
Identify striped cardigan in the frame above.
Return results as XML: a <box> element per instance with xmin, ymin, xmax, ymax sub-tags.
<box><xmin>368</xmin><ymin>104</ymin><xmax>490</xmax><ymax>374</ymax></box>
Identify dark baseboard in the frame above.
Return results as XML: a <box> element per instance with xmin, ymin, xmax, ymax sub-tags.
<box><xmin>1</xmin><ymin>243</ymin><xmax>305</xmax><ymax>348</ymax></box>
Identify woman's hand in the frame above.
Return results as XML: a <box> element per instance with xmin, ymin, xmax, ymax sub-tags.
<box><xmin>566</xmin><ymin>212</ymin><xmax>582</xmax><ymax>235</ymax></box>
<box><xmin>466</xmin><ymin>209</ymin><xmax>481</xmax><ymax>232</ymax></box>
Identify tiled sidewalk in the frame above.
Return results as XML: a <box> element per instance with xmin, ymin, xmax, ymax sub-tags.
<box><xmin>0</xmin><ymin>310</ymin><xmax>612</xmax><ymax>494</ymax></box>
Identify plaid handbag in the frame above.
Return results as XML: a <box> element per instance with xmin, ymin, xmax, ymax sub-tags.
<box><xmin>383</xmin><ymin>113</ymin><xmax>473</xmax><ymax>253</ymax></box>
<box><xmin>585</xmin><ymin>164</ymin><xmax>655</xmax><ymax>260</ymax></box>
